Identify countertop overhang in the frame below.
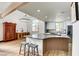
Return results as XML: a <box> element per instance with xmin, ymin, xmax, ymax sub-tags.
<box><xmin>27</xmin><ymin>33</ymin><xmax>70</xmax><ymax>40</ymax></box>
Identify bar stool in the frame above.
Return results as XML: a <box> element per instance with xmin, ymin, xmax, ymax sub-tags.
<box><xmin>27</xmin><ymin>43</ymin><xmax>39</xmax><ymax>56</ymax></box>
<box><xmin>19</xmin><ymin>36</ymin><xmax>29</xmax><ymax>56</ymax></box>
<box><xmin>19</xmin><ymin>42</ymin><xmax>29</xmax><ymax>56</ymax></box>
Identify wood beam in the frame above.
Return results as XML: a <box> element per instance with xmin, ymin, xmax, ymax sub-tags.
<box><xmin>0</xmin><ymin>2</ymin><xmax>25</xmax><ymax>18</ymax></box>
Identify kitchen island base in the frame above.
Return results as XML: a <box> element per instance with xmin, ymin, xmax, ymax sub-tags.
<box><xmin>26</xmin><ymin>34</ymin><xmax>70</xmax><ymax>56</ymax></box>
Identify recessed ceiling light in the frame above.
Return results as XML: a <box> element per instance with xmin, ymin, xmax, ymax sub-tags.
<box><xmin>67</xmin><ymin>17</ymin><xmax>70</xmax><ymax>19</ymax></box>
<box><xmin>37</xmin><ymin>9</ymin><xmax>40</xmax><ymax>12</ymax></box>
<box><xmin>25</xmin><ymin>14</ymin><xmax>29</xmax><ymax>17</ymax></box>
<box><xmin>45</xmin><ymin>16</ymin><xmax>47</xmax><ymax>18</ymax></box>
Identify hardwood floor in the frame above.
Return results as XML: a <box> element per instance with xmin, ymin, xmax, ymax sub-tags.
<box><xmin>0</xmin><ymin>39</ymin><xmax>72</xmax><ymax>56</ymax></box>
<box><xmin>44</xmin><ymin>50</ymin><xmax>67</xmax><ymax>56</ymax></box>
<box><xmin>0</xmin><ymin>40</ymin><xmax>21</xmax><ymax>56</ymax></box>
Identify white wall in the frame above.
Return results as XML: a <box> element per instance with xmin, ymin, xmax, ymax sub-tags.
<box><xmin>3</xmin><ymin>10</ymin><xmax>25</xmax><ymax>22</ymax></box>
<box><xmin>0</xmin><ymin>19</ymin><xmax>3</xmax><ymax>41</ymax></box>
<box><xmin>3</xmin><ymin>9</ymin><xmax>45</xmax><ymax>34</ymax></box>
<box><xmin>0</xmin><ymin>10</ymin><xmax>45</xmax><ymax>41</ymax></box>
<box><xmin>3</xmin><ymin>10</ymin><xmax>27</xmax><ymax>32</ymax></box>
<box><xmin>72</xmin><ymin>21</ymin><xmax>79</xmax><ymax>56</ymax></box>
<box><xmin>20</xmin><ymin>20</ymin><xmax>32</xmax><ymax>32</ymax></box>
<box><xmin>0</xmin><ymin>10</ymin><xmax>32</xmax><ymax>41</ymax></box>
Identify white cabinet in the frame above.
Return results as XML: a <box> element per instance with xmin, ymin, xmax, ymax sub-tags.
<box><xmin>31</xmin><ymin>19</ymin><xmax>45</xmax><ymax>33</ymax></box>
<box><xmin>38</xmin><ymin>21</ymin><xmax>45</xmax><ymax>33</ymax></box>
<box><xmin>72</xmin><ymin>21</ymin><xmax>79</xmax><ymax>56</ymax></box>
<box><xmin>47</xmin><ymin>22</ymin><xmax>55</xmax><ymax>29</ymax></box>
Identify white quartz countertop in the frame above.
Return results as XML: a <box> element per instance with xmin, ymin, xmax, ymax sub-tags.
<box><xmin>27</xmin><ymin>33</ymin><xmax>70</xmax><ymax>40</ymax></box>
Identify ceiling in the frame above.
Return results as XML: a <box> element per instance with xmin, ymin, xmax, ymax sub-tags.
<box><xmin>18</xmin><ymin>2</ymin><xmax>71</xmax><ymax>21</ymax></box>
<box><xmin>0</xmin><ymin>2</ymin><xmax>25</xmax><ymax>18</ymax></box>
<box><xmin>0</xmin><ymin>2</ymin><xmax>12</xmax><ymax>14</ymax></box>
<box><xmin>0</xmin><ymin>2</ymin><xmax>71</xmax><ymax>21</ymax></box>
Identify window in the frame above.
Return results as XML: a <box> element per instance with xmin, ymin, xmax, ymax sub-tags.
<box><xmin>32</xmin><ymin>20</ymin><xmax>39</xmax><ymax>32</ymax></box>
<box><xmin>56</xmin><ymin>22</ymin><xmax>63</xmax><ymax>32</ymax></box>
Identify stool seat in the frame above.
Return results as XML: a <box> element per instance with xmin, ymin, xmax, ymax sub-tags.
<box><xmin>28</xmin><ymin>43</ymin><xmax>38</xmax><ymax>48</ymax></box>
<box><xmin>21</xmin><ymin>42</ymin><xmax>29</xmax><ymax>45</ymax></box>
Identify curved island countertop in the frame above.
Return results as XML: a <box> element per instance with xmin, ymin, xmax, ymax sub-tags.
<box><xmin>27</xmin><ymin>33</ymin><xmax>70</xmax><ymax>40</ymax></box>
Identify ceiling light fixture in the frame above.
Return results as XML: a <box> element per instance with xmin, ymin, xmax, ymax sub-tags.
<box><xmin>67</xmin><ymin>17</ymin><xmax>70</xmax><ymax>19</ymax></box>
<box><xmin>45</xmin><ymin>16</ymin><xmax>47</xmax><ymax>18</ymax></box>
<box><xmin>25</xmin><ymin>14</ymin><xmax>30</xmax><ymax>17</ymax></box>
<box><xmin>37</xmin><ymin>9</ymin><xmax>40</xmax><ymax>12</ymax></box>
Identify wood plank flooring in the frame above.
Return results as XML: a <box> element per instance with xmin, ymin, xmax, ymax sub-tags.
<box><xmin>44</xmin><ymin>50</ymin><xmax>68</xmax><ymax>56</ymax></box>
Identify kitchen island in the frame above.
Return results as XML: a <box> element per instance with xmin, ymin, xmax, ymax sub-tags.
<box><xmin>26</xmin><ymin>33</ymin><xmax>70</xmax><ymax>56</ymax></box>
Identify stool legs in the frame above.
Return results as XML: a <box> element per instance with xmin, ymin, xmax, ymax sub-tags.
<box><xmin>36</xmin><ymin>47</ymin><xmax>39</xmax><ymax>56</ymax></box>
<box><xmin>19</xmin><ymin>43</ymin><xmax>39</xmax><ymax>56</ymax></box>
<box><xmin>19</xmin><ymin>44</ymin><xmax>27</xmax><ymax>56</ymax></box>
<box><xmin>24</xmin><ymin>44</ymin><xmax>26</xmax><ymax>56</ymax></box>
<box><xmin>27</xmin><ymin>46</ymin><xmax>30</xmax><ymax>56</ymax></box>
<box><xmin>19</xmin><ymin>44</ymin><xmax>22</xmax><ymax>54</ymax></box>
<box><xmin>32</xmin><ymin>47</ymin><xmax>34</xmax><ymax>55</ymax></box>
<box><xmin>32</xmin><ymin>47</ymin><xmax>39</xmax><ymax>56</ymax></box>
<box><xmin>34</xmin><ymin>48</ymin><xmax>35</xmax><ymax>56</ymax></box>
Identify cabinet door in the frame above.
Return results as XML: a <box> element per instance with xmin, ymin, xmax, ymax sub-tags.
<box><xmin>9</xmin><ymin>24</ymin><xmax>16</xmax><ymax>40</ymax></box>
<box><xmin>5</xmin><ymin>25</ymin><xmax>11</xmax><ymax>40</ymax></box>
<box><xmin>4</xmin><ymin>23</ymin><xmax>16</xmax><ymax>41</ymax></box>
<box><xmin>10</xmin><ymin>25</ymin><xmax>14</xmax><ymax>39</ymax></box>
